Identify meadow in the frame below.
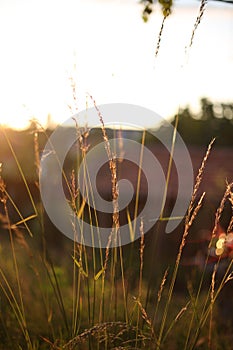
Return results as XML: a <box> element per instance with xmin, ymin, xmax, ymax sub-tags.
<box><xmin>0</xmin><ymin>112</ymin><xmax>233</xmax><ymax>350</ymax></box>
<box><xmin>0</xmin><ymin>2</ymin><xmax>233</xmax><ymax>349</ymax></box>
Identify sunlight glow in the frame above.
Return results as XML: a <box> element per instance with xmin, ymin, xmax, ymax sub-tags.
<box><xmin>0</xmin><ymin>0</ymin><xmax>232</xmax><ymax>129</ymax></box>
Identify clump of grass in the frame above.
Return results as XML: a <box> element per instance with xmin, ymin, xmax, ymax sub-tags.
<box><xmin>155</xmin><ymin>140</ymin><xmax>213</xmax><ymax>350</ymax></box>
<box><xmin>155</xmin><ymin>0</ymin><xmax>208</xmax><ymax>57</ymax></box>
<box><xmin>0</xmin><ymin>2</ymin><xmax>232</xmax><ymax>345</ymax></box>
<box><xmin>0</xmin><ymin>164</ymin><xmax>33</xmax><ymax>349</ymax></box>
<box><xmin>0</xmin><ymin>119</ymin><xmax>233</xmax><ymax>350</ymax></box>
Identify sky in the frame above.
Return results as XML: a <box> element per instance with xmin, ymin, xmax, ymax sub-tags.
<box><xmin>0</xmin><ymin>0</ymin><xmax>232</xmax><ymax>129</ymax></box>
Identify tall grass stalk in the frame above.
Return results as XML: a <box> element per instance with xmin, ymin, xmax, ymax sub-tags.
<box><xmin>184</xmin><ymin>180</ymin><xmax>233</xmax><ymax>349</ymax></box>
<box><xmin>0</xmin><ymin>170</ymin><xmax>32</xmax><ymax>349</ymax></box>
<box><xmin>133</xmin><ymin>131</ymin><xmax>146</xmax><ymax>237</ymax></box>
<box><xmin>135</xmin><ymin>219</ymin><xmax>145</xmax><ymax>347</ymax></box>
<box><xmin>155</xmin><ymin>139</ymin><xmax>214</xmax><ymax>350</ymax></box>
<box><xmin>189</xmin><ymin>0</ymin><xmax>208</xmax><ymax>48</ymax></box>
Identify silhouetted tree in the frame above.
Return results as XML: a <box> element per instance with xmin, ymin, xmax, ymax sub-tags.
<box><xmin>171</xmin><ymin>99</ymin><xmax>233</xmax><ymax>146</ymax></box>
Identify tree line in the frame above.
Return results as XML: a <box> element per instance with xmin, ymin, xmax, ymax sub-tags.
<box><xmin>171</xmin><ymin>98</ymin><xmax>233</xmax><ymax>146</ymax></box>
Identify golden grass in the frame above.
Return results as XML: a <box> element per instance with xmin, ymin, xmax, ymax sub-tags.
<box><xmin>0</xmin><ymin>121</ymin><xmax>233</xmax><ymax>350</ymax></box>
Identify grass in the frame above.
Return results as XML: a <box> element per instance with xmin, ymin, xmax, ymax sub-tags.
<box><xmin>0</xmin><ymin>3</ymin><xmax>232</xmax><ymax>349</ymax></box>
<box><xmin>0</xmin><ymin>117</ymin><xmax>233</xmax><ymax>350</ymax></box>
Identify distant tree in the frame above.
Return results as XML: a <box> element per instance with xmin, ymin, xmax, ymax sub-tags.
<box><xmin>171</xmin><ymin>99</ymin><xmax>233</xmax><ymax>146</ymax></box>
<box><xmin>200</xmin><ymin>98</ymin><xmax>215</xmax><ymax>121</ymax></box>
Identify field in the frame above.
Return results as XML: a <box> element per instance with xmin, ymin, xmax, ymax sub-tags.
<box><xmin>0</xmin><ymin>115</ymin><xmax>233</xmax><ymax>350</ymax></box>
<box><xmin>0</xmin><ymin>2</ymin><xmax>233</xmax><ymax>348</ymax></box>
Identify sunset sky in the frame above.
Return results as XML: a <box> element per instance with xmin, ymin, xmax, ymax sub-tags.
<box><xmin>0</xmin><ymin>0</ymin><xmax>232</xmax><ymax>129</ymax></box>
